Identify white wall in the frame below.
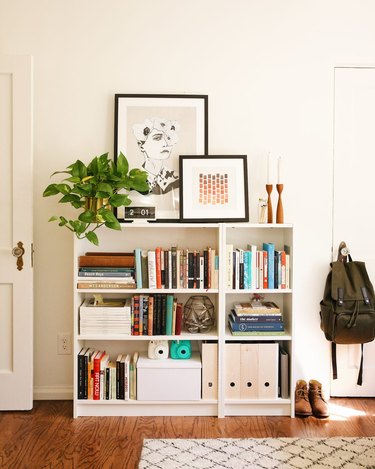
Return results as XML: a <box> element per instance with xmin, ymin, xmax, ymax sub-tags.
<box><xmin>1</xmin><ymin>0</ymin><xmax>375</xmax><ymax>398</ymax></box>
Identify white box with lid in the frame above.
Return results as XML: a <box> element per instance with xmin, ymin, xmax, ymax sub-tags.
<box><xmin>136</xmin><ymin>352</ymin><xmax>202</xmax><ymax>401</ymax></box>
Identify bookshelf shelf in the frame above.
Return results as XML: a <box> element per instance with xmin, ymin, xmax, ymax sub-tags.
<box><xmin>73</xmin><ymin>223</ymin><xmax>294</xmax><ymax>418</ymax></box>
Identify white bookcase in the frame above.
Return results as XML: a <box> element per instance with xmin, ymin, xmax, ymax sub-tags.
<box><xmin>73</xmin><ymin>223</ymin><xmax>293</xmax><ymax>418</ymax></box>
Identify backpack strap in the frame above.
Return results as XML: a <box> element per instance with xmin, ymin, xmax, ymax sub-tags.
<box><xmin>357</xmin><ymin>343</ymin><xmax>364</xmax><ymax>386</ymax></box>
<box><xmin>332</xmin><ymin>342</ymin><xmax>337</xmax><ymax>379</ymax></box>
<box><xmin>332</xmin><ymin>342</ymin><xmax>364</xmax><ymax>385</ymax></box>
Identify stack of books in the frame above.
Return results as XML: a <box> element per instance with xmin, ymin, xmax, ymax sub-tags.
<box><xmin>228</xmin><ymin>301</ymin><xmax>285</xmax><ymax>336</ymax></box>
<box><xmin>79</xmin><ymin>297</ymin><xmax>132</xmax><ymax>335</ymax></box>
<box><xmin>77</xmin><ymin>252</ymin><xmax>136</xmax><ymax>289</ymax></box>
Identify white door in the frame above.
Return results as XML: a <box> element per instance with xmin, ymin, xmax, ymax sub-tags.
<box><xmin>332</xmin><ymin>66</ymin><xmax>375</xmax><ymax>396</ymax></box>
<box><xmin>0</xmin><ymin>55</ymin><xmax>33</xmax><ymax>410</ymax></box>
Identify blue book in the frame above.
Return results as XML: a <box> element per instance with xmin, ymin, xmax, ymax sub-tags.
<box><xmin>263</xmin><ymin>242</ymin><xmax>275</xmax><ymax>289</ymax></box>
<box><xmin>229</xmin><ymin>318</ymin><xmax>284</xmax><ymax>332</ymax></box>
<box><xmin>230</xmin><ymin>311</ymin><xmax>282</xmax><ymax>323</ymax></box>
<box><xmin>243</xmin><ymin>250</ymin><xmax>250</xmax><ymax>289</ymax></box>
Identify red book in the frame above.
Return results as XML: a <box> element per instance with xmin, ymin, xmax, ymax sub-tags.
<box><xmin>280</xmin><ymin>250</ymin><xmax>287</xmax><ymax>289</ymax></box>
<box><xmin>93</xmin><ymin>351</ymin><xmax>105</xmax><ymax>400</ymax></box>
<box><xmin>132</xmin><ymin>295</ymin><xmax>140</xmax><ymax>336</ymax></box>
<box><xmin>155</xmin><ymin>247</ymin><xmax>162</xmax><ymax>289</ymax></box>
<box><xmin>175</xmin><ymin>303</ymin><xmax>183</xmax><ymax>335</ymax></box>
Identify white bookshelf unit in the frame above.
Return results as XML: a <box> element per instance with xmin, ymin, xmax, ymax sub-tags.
<box><xmin>73</xmin><ymin>223</ymin><xmax>293</xmax><ymax>418</ymax></box>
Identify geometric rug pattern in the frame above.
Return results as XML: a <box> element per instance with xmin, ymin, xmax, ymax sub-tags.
<box><xmin>138</xmin><ymin>437</ymin><xmax>375</xmax><ymax>469</ymax></box>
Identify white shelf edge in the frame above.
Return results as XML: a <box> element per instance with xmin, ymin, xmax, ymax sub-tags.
<box><xmin>224</xmin><ymin>398</ymin><xmax>291</xmax><ymax>405</ymax></box>
<box><xmin>225</xmin><ymin>289</ymin><xmax>292</xmax><ymax>294</ymax></box>
<box><xmin>76</xmin><ymin>288</ymin><xmax>220</xmax><ymax>294</ymax></box>
<box><xmin>78</xmin><ymin>332</ymin><xmax>219</xmax><ymax>341</ymax></box>
<box><xmin>76</xmin><ymin>399</ymin><xmax>218</xmax><ymax>405</ymax></box>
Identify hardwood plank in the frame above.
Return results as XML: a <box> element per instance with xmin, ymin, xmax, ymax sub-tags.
<box><xmin>0</xmin><ymin>399</ymin><xmax>374</xmax><ymax>469</ymax></box>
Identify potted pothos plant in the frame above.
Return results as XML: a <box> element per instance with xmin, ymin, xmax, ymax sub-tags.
<box><xmin>43</xmin><ymin>152</ymin><xmax>149</xmax><ymax>245</ymax></box>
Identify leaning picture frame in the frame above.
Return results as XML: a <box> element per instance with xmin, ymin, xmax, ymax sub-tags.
<box><xmin>114</xmin><ymin>94</ymin><xmax>208</xmax><ymax>222</ymax></box>
<box><xmin>179</xmin><ymin>155</ymin><xmax>249</xmax><ymax>223</ymax></box>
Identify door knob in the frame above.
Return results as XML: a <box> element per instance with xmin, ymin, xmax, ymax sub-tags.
<box><xmin>12</xmin><ymin>241</ymin><xmax>25</xmax><ymax>271</ymax></box>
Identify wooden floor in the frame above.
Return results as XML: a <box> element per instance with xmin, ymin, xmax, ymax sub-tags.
<box><xmin>0</xmin><ymin>399</ymin><xmax>374</xmax><ymax>469</ymax></box>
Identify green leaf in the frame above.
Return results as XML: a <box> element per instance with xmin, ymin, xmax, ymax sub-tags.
<box><xmin>105</xmin><ymin>219</ymin><xmax>121</xmax><ymax>231</ymax></box>
<box><xmin>109</xmin><ymin>193</ymin><xmax>130</xmax><ymax>207</ymax></box>
<box><xmin>86</xmin><ymin>231</ymin><xmax>99</xmax><ymax>246</ymax></box>
<box><xmin>78</xmin><ymin>210</ymin><xmax>96</xmax><ymax>223</ymax></box>
<box><xmin>70</xmin><ymin>160</ymin><xmax>87</xmax><ymax>179</ymax></box>
<box><xmin>88</xmin><ymin>156</ymin><xmax>99</xmax><ymax>175</ymax></box>
<box><xmin>98</xmin><ymin>208</ymin><xmax>117</xmax><ymax>223</ymax></box>
<box><xmin>43</xmin><ymin>184</ymin><xmax>60</xmax><ymax>197</ymax></box>
<box><xmin>97</xmin><ymin>153</ymin><xmax>110</xmax><ymax>170</ymax></box>
<box><xmin>117</xmin><ymin>152</ymin><xmax>129</xmax><ymax>175</ymax></box>
<box><xmin>70</xmin><ymin>220</ymin><xmax>88</xmax><ymax>235</ymax></box>
<box><xmin>58</xmin><ymin>216</ymin><xmax>68</xmax><ymax>227</ymax></box>
<box><xmin>96</xmin><ymin>182</ymin><xmax>113</xmax><ymax>196</ymax></box>
<box><xmin>56</xmin><ymin>183</ymin><xmax>71</xmax><ymax>195</ymax></box>
<box><xmin>71</xmin><ymin>183</ymin><xmax>93</xmax><ymax>197</ymax></box>
<box><xmin>48</xmin><ymin>215</ymin><xmax>58</xmax><ymax>222</ymax></box>
<box><xmin>59</xmin><ymin>194</ymin><xmax>81</xmax><ymax>204</ymax></box>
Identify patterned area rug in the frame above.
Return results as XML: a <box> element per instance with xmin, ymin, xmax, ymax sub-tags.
<box><xmin>138</xmin><ymin>437</ymin><xmax>375</xmax><ymax>468</ymax></box>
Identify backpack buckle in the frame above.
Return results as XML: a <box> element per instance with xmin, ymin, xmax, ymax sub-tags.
<box><xmin>337</xmin><ymin>287</ymin><xmax>344</xmax><ymax>306</ymax></box>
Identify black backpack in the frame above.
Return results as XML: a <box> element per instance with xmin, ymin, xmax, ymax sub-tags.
<box><xmin>320</xmin><ymin>245</ymin><xmax>375</xmax><ymax>385</ymax></box>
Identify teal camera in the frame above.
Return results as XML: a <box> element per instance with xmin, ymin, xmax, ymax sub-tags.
<box><xmin>170</xmin><ymin>340</ymin><xmax>192</xmax><ymax>359</ymax></box>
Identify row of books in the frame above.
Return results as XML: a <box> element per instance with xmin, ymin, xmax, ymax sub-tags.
<box><xmin>77</xmin><ymin>348</ymin><xmax>139</xmax><ymax>400</ymax></box>
<box><xmin>225</xmin><ymin>243</ymin><xmax>290</xmax><ymax>290</ymax></box>
<box><xmin>228</xmin><ymin>301</ymin><xmax>285</xmax><ymax>336</ymax></box>
<box><xmin>76</xmin><ymin>248</ymin><xmax>219</xmax><ymax>290</ymax></box>
<box><xmin>79</xmin><ymin>294</ymin><xmax>184</xmax><ymax>336</ymax></box>
<box><xmin>135</xmin><ymin>246</ymin><xmax>219</xmax><ymax>290</ymax></box>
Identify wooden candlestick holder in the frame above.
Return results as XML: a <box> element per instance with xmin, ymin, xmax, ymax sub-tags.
<box><xmin>276</xmin><ymin>184</ymin><xmax>284</xmax><ymax>224</ymax></box>
<box><xmin>266</xmin><ymin>184</ymin><xmax>273</xmax><ymax>223</ymax></box>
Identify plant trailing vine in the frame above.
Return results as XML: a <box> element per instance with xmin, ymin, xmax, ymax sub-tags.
<box><xmin>43</xmin><ymin>152</ymin><xmax>149</xmax><ymax>245</ymax></box>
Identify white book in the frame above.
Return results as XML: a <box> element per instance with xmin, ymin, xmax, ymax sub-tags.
<box><xmin>147</xmin><ymin>250</ymin><xmax>157</xmax><ymax>289</ymax></box>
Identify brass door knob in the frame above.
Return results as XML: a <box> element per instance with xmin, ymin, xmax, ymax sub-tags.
<box><xmin>12</xmin><ymin>241</ymin><xmax>25</xmax><ymax>271</ymax></box>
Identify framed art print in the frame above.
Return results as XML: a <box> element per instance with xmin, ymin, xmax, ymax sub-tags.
<box><xmin>179</xmin><ymin>155</ymin><xmax>249</xmax><ymax>223</ymax></box>
<box><xmin>114</xmin><ymin>94</ymin><xmax>208</xmax><ymax>222</ymax></box>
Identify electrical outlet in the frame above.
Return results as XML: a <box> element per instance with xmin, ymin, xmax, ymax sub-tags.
<box><xmin>57</xmin><ymin>332</ymin><xmax>72</xmax><ymax>355</ymax></box>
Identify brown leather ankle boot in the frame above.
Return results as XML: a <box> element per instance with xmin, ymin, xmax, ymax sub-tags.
<box><xmin>295</xmin><ymin>380</ymin><xmax>312</xmax><ymax>417</ymax></box>
<box><xmin>308</xmin><ymin>380</ymin><xmax>329</xmax><ymax>418</ymax></box>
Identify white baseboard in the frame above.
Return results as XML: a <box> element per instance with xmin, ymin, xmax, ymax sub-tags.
<box><xmin>33</xmin><ymin>385</ymin><xmax>73</xmax><ymax>400</ymax></box>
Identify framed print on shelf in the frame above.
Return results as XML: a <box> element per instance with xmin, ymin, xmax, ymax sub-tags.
<box><xmin>179</xmin><ymin>155</ymin><xmax>249</xmax><ymax>223</ymax></box>
<box><xmin>114</xmin><ymin>94</ymin><xmax>208</xmax><ymax>222</ymax></box>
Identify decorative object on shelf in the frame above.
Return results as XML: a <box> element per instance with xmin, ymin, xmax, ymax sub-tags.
<box><xmin>276</xmin><ymin>183</ymin><xmax>284</xmax><ymax>223</ymax></box>
<box><xmin>43</xmin><ymin>152</ymin><xmax>148</xmax><ymax>245</ymax></box>
<box><xmin>114</xmin><ymin>94</ymin><xmax>208</xmax><ymax>222</ymax></box>
<box><xmin>258</xmin><ymin>198</ymin><xmax>267</xmax><ymax>223</ymax></box>
<box><xmin>265</xmin><ymin>184</ymin><xmax>273</xmax><ymax>223</ymax></box>
<box><xmin>170</xmin><ymin>340</ymin><xmax>192</xmax><ymax>359</ymax></box>
<box><xmin>148</xmin><ymin>340</ymin><xmax>169</xmax><ymax>360</ymax></box>
<box><xmin>251</xmin><ymin>293</ymin><xmax>265</xmax><ymax>306</ymax></box>
<box><xmin>179</xmin><ymin>155</ymin><xmax>249</xmax><ymax>222</ymax></box>
<box><xmin>183</xmin><ymin>295</ymin><xmax>215</xmax><ymax>333</ymax></box>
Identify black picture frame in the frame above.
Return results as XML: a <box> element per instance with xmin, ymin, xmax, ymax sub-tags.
<box><xmin>179</xmin><ymin>155</ymin><xmax>249</xmax><ymax>223</ymax></box>
<box><xmin>114</xmin><ymin>94</ymin><xmax>208</xmax><ymax>222</ymax></box>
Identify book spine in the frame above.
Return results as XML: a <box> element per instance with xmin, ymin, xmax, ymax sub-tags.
<box><xmin>147</xmin><ymin>250</ymin><xmax>157</xmax><ymax>289</ymax></box>
<box><xmin>132</xmin><ymin>295</ymin><xmax>140</xmax><ymax>336</ymax></box>
<box><xmin>229</xmin><ymin>320</ymin><xmax>284</xmax><ymax>332</ymax></box>
<box><xmin>175</xmin><ymin>302</ymin><xmax>183</xmax><ymax>335</ymax></box>
<box><xmin>148</xmin><ymin>295</ymin><xmax>154</xmax><ymax>336</ymax></box>
<box><xmin>134</xmin><ymin>248</ymin><xmax>142</xmax><ymax>289</ymax></box>
<box><xmin>78</xmin><ymin>271</ymin><xmax>134</xmax><ymax>277</ymax></box>
<box><xmin>93</xmin><ymin>353</ymin><xmax>103</xmax><ymax>400</ymax></box>
<box><xmin>165</xmin><ymin>294</ymin><xmax>174</xmax><ymax>335</ymax></box>
<box><xmin>171</xmin><ymin>246</ymin><xmax>177</xmax><ymax>289</ymax></box>
<box><xmin>155</xmin><ymin>247</ymin><xmax>162</xmax><ymax>289</ymax></box>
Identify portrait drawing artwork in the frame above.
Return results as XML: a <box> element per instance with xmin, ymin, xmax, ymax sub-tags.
<box><xmin>115</xmin><ymin>95</ymin><xmax>208</xmax><ymax>221</ymax></box>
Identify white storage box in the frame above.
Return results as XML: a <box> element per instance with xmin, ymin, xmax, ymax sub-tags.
<box><xmin>137</xmin><ymin>352</ymin><xmax>202</xmax><ymax>401</ymax></box>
